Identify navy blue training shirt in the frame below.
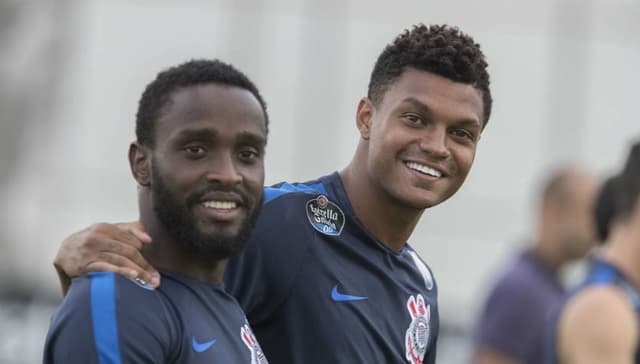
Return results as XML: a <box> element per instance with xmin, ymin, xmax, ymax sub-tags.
<box><xmin>225</xmin><ymin>172</ymin><xmax>439</xmax><ymax>364</ymax></box>
<box><xmin>547</xmin><ymin>258</ymin><xmax>640</xmax><ymax>364</ymax></box>
<box><xmin>44</xmin><ymin>270</ymin><xmax>268</xmax><ymax>364</ymax></box>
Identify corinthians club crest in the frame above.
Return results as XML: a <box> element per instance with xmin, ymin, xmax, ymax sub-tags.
<box><xmin>405</xmin><ymin>294</ymin><xmax>431</xmax><ymax>364</ymax></box>
<box><xmin>241</xmin><ymin>323</ymin><xmax>268</xmax><ymax>364</ymax></box>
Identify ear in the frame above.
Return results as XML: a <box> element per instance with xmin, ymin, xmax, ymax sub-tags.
<box><xmin>356</xmin><ymin>97</ymin><xmax>374</xmax><ymax>140</ymax></box>
<box><xmin>129</xmin><ymin>142</ymin><xmax>151</xmax><ymax>187</ymax></box>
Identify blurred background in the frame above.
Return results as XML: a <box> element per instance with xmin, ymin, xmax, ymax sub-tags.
<box><xmin>1</xmin><ymin>0</ymin><xmax>639</xmax><ymax>362</ymax></box>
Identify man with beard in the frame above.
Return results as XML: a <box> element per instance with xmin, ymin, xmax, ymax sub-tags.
<box><xmin>43</xmin><ymin>59</ymin><xmax>269</xmax><ymax>363</ymax></box>
<box><xmin>52</xmin><ymin>24</ymin><xmax>492</xmax><ymax>363</ymax></box>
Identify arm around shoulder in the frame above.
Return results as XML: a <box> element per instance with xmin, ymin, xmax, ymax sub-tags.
<box><xmin>53</xmin><ymin>222</ymin><xmax>157</xmax><ymax>297</ymax></box>
<box><xmin>556</xmin><ymin>285</ymin><xmax>638</xmax><ymax>364</ymax></box>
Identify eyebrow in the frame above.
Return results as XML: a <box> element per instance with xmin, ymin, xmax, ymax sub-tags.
<box><xmin>400</xmin><ymin>97</ymin><xmax>481</xmax><ymax>128</ymax></box>
<box><xmin>236</xmin><ymin>131</ymin><xmax>267</xmax><ymax>147</ymax></box>
<box><xmin>174</xmin><ymin>128</ymin><xmax>218</xmax><ymax>141</ymax></box>
<box><xmin>402</xmin><ymin>97</ymin><xmax>432</xmax><ymax>116</ymax></box>
<box><xmin>174</xmin><ymin>128</ymin><xmax>266</xmax><ymax>147</ymax></box>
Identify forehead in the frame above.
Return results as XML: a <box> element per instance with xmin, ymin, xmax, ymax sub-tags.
<box><xmin>381</xmin><ymin>68</ymin><xmax>484</xmax><ymax>125</ymax></box>
<box><xmin>156</xmin><ymin>83</ymin><xmax>266</xmax><ymax>139</ymax></box>
<box><xmin>569</xmin><ymin>172</ymin><xmax>599</xmax><ymax>201</ymax></box>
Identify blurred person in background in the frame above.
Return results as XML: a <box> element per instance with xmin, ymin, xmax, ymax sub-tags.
<box><xmin>44</xmin><ymin>59</ymin><xmax>270</xmax><ymax>363</ymax></box>
<box><xmin>471</xmin><ymin>167</ymin><xmax>599</xmax><ymax>364</ymax></box>
<box><xmin>51</xmin><ymin>24</ymin><xmax>493</xmax><ymax>364</ymax></box>
<box><xmin>549</xmin><ymin>141</ymin><xmax>640</xmax><ymax>364</ymax></box>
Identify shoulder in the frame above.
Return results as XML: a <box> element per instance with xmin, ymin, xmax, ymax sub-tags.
<box><xmin>477</xmin><ymin>255</ymin><xmax>552</xmax><ymax>326</ymax></box>
<box><xmin>486</xmin><ymin>258</ymin><xmax>541</xmax><ymax>303</ymax></box>
<box><xmin>224</xmin><ymin>178</ymin><xmax>332</xmax><ymax>316</ymax></box>
<box><xmin>259</xmin><ymin>180</ymin><xmax>333</xmax><ymax>234</ymax></box>
<box><xmin>247</xmin><ymin>179</ymin><xmax>332</xmax><ymax>251</ymax></box>
<box><xmin>405</xmin><ymin>247</ymin><xmax>437</xmax><ymax>292</ymax></box>
<box><xmin>263</xmin><ymin>178</ymin><xmax>328</xmax><ymax>205</ymax></box>
<box><xmin>73</xmin><ymin>272</ymin><xmax>175</xmax><ymax>333</ymax></box>
<box><xmin>45</xmin><ymin>272</ymin><xmax>175</xmax><ymax>363</ymax></box>
<box><xmin>557</xmin><ymin>285</ymin><xmax>639</xmax><ymax>363</ymax></box>
<box><xmin>54</xmin><ymin>272</ymin><xmax>153</xmax><ymax>316</ymax></box>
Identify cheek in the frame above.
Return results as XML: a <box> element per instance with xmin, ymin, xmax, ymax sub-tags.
<box><xmin>453</xmin><ymin>147</ymin><xmax>476</xmax><ymax>177</ymax></box>
<box><xmin>239</xmin><ymin>164</ymin><xmax>265</xmax><ymax>194</ymax></box>
<box><xmin>373</xmin><ymin>129</ymin><xmax>404</xmax><ymax>162</ymax></box>
<box><xmin>166</xmin><ymin>165</ymin><xmax>204</xmax><ymax>186</ymax></box>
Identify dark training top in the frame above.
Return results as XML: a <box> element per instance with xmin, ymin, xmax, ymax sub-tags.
<box><xmin>225</xmin><ymin>172</ymin><xmax>439</xmax><ymax>364</ymax></box>
<box><xmin>44</xmin><ymin>270</ymin><xmax>268</xmax><ymax>364</ymax></box>
<box><xmin>547</xmin><ymin>258</ymin><xmax>640</xmax><ymax>364</ymax></box>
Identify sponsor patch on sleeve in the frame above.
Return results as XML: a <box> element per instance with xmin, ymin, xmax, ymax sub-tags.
<box><xmin>305</xmin><ymin>195</ymin><xmax>345</xmax><ymax>236</ymax></box>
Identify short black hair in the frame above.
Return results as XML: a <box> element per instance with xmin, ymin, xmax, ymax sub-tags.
<box><xmin>594</xmin><ymin>175</ymin><xmax>621</xmax><ymax>242</ymax></box>
<box><xmin>136</xmin><ymin>59</ymin><xmax>268</xmax><ymax>147</ymax></box>
<box><xmin>615</xmin><ymin>141</ymin><xmax>640</xmax><ymax>220</ymax></box>
<box><xmin>368</xmin><ymin>24</ymin><xmax>492</xmax><ymax>127</ymax></box>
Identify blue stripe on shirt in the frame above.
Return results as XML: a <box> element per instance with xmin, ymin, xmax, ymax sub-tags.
<box><xmin>264</xmin><ymin>181</ymin><xmax>327</xmax><ymax>204</ymax></box>
<box><xmin>90</xmin><ymin>272</ymin><xmax>122</xmax><ymax>364</ymax></box>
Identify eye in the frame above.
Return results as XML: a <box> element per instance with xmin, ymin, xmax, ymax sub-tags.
<box><xmin>183</xmin><ymin>145</ymin><xmax>206</xmax><ymax>157</ymax></box>
<box><xmin>451</xmin><ymin>129</ymin><xmax>474</xmax><ymax>141</ymax></box>
<box><xmin>402</xmin><ymin>113</ymin><xmax>423</xmax><ymax>125</ymax></box>
<box><xmin>238</xmin><ymin>148</ymin><xmax>260</xmax><ymax>162</ymax></box>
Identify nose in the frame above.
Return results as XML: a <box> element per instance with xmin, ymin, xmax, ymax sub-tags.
<box><xmin>205</xmin><ymin>152</ymin><xmax>242</xmax><ymax>187</ymax></box>
<box><xmin>419</xmin><ymin>125</ymin><xmax>450</xmax><ymax>159</ymax></box>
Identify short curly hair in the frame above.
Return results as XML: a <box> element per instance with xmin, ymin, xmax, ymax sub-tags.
<box><xmin>368</xmin><ymin>24</ymin><xmax>492</xmax><ymax>127</ymax></box>
<box><xmin>136</xmin><ymin>59</ymin><xmax>268</xmax><ymax>147</ymax></box>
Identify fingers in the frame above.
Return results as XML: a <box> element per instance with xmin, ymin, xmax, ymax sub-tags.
<box><xmin>129</xmin><ymin>228</ymin><xmax>152</xmax><ymax>245</ymax></box>
<box><xmin>88</xmin><ymin>252</ymin><xmax>160</xmax><ymax>288</ymax></box>
<box><xmin>110</xmin><ymin>225</ymin><xmax>144</xmax><ymax>250</ymax></box>
<box><xmin>55</xmin><ymin>229</ymin><xmax>91</xmax><ymax>278</ymax></box>
<box><xmin>54</xmin><ymin>222</ymin><xmax>160</xmax><ymax>288</ymax></box>
<box><xmin>117</xmin><ymin>221</ymin><xmax>152</xmax><ymax>245</ymax></box>
<box><xmin>85</xmin><ymin>261</ymin><xmax>157</xmax><ymax>288</ymax></box>
<box><xmin>105</xmin><ymin>240</ymin><xmax>160</xmax><ymax>286</ymax></box>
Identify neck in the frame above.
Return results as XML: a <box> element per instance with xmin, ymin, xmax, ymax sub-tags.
<box><xmin>139</xmin><ymin>194</ymin><xmax>226</xmax><ymax>285</ymax></box>
<box><xmin>340</xmin><ymin>162</ymin><xmax>424</xmax><ymax>252</ymax></box>
<box><xmin>530</xmin><ymin>241</ymin><xmax>563</xmax><ymax>274</ymax></box>
<box><xmin>532</xmin><ymin>221</ymin><xmax>569</xmax><ymax>273</ymax></box>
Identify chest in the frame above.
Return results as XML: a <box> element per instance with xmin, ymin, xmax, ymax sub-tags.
<box><xmin>164</xmin><ymin>290</ymin><xmax>269</xmax><ymax>364</ymax></box>
<box><xmin>279</xmin><ymin>231</ymin><xmax>439</xmax><ymax>362</ymax></box>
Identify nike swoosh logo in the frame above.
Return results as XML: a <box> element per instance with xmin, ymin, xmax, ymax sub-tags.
<box><xmin>331</xmin><ymin>284</ymin><xmax>368</xmax><ymax>302</ymax></box>
<box><xmin>192</xmin><ymin>336</ymin><xmax>216</xmax><ymax>353</ymax></box>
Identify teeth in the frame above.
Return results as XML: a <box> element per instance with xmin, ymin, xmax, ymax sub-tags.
<box><xmin>406</xmin><ymin>162</ymin><xmax>442</xmax><ymax>177</ymax></box>
<box><xmin>202</xmin><ymin>201</ymin><xmax>237</xmax><ymax>209</ymax></box>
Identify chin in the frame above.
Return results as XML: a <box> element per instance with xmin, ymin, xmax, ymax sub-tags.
<box><xmin>398</xmin><ymin>189</ymin><xmax>452</xmax><ymax>210</ymax></box>
<box><xmin>191</xmin><ymin>238</ymin><xmax>245</xmax><ymax>261</ymax></box>
<box><xmin>392</xmin><ymin>195</ymin><xmax>439</xmax><ymax>210</ymax></box>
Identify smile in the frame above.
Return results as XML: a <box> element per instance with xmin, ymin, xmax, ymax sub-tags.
<box><xmin>201</xmin><ymin>200</ymin><xmax>237</xmax><ymax>210</ymax></box>
<box><xmin>405</xmin><ymin>162</ymin><xmax>443</xmax><ymax>178</ymax></box>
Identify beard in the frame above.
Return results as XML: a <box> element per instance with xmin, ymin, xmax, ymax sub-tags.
<box><xmin>151</xmin><ymin>166</ymin><xmax>263</xmax><ymax>262</ymax></box>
